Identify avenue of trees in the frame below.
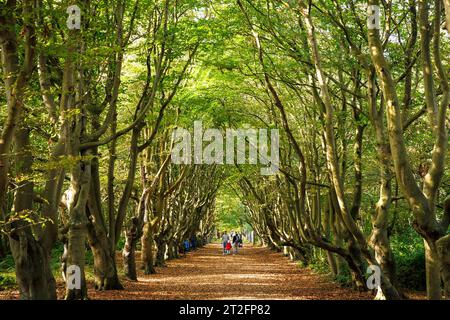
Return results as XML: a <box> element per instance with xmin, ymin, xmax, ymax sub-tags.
<box><xmin>0</xmin><ymin>0</ymin><xmax>449</xmax><ymax>300</ymax></box>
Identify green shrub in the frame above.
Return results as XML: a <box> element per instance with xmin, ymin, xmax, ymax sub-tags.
<box><xmin>0</xmin><ymin>254</ymin><xmax>15</xmax><ymax>272</ymax></box>
<box><xmin>391</xmin><ymin>231</ymin><xmax>426</xmax><ymax>291</ymax></box>
<box><xmin>50</xmin><ymin>242</ymin><xmax>65</xmax><ymax>272</ymax></box>
<box><xmin>309</xmin><ymin>257</ymin><xmax>330</xmax><ymax>274</ymax></box>
<box><xmin>0</xmin><ymin>274</ymin><xmax>16</xmax><ymax>291</ymax></box>
<box><xmin>335</xmin><ymin>270</ymin><xmax>352</xmax><ymax>287</ymax></box>
<box><xmin>117</xmin><ymin>237</ymin><xmax>126</xmax><ymax>251</ymax></box>
<box><xmin>307</xmin><ymin>247</ymin><xmax>354</xmax><ymax>287</ymax></box>
<box><xmin>85</xmin><ymin>248</ymin><xmax>94</xmax><ymax>266</ymax></box>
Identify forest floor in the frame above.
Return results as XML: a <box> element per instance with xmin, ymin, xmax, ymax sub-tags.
<box><xmin>95</xmin><ymin>244</ymin><xmax>373</xmax><ymax>300</ymax></box>
<box><xmin>1</xmin><ymin>244</ymin><xmax>426</xmax><ymax>300</ymax></box>
<box><xmin>0</xmin><ymin>244</ymin><xmax>371</xmax><ymax>300</ymax></box>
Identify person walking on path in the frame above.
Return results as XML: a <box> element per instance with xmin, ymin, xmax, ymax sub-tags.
<box><xmin>222</xmin><ymin>231</ymin><xmax>229</xmax><ymax>255</ymax></box>
<box><xmin>232</xmin><ymin>233</ymin><xmax>239</xmax><ymax>254</ymax></box>
<box><xmin>182</xmin><ymin>239</ymin><xmax>190</xmax><ymax>256</ymax></box>
<box><xmin>225</xmin><ymin>241</ymin><xmax>232</xmax><ymax>255</ymax></box>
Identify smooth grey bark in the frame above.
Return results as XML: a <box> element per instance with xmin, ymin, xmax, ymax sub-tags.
<box><xmin>368</xmin><ymin>0</ymin><xmax>449</xmax><ymax>299</ymax></box>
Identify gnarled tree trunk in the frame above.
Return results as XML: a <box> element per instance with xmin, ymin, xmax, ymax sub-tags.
<box><xmin>86</xmin><ymin>155</ymin><xmax>122</xmax><ymax>290</ymax></box>
<box><xmin>141</xmin><ymin>220</ymin><xmax>156</xmax><ymax>274</ymax></box>
<box><xmin>123</xmin><ymin>217</ymin><xmax>139</xmax><ymax>280</ymax></box>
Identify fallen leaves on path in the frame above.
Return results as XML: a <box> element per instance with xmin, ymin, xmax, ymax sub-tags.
<box><xmin>94</xmin><ymin>244</ymin><xmax>373</xmax><ymax>300</ymax></box>
<box><xmin>0</xmin><ymin>244</ymin><xmax>380</xmax><ymax>300</ymax></box>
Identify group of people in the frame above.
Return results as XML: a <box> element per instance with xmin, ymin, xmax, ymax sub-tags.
<box><xmin>221</xmin><ymin>231</ymin><xmax>243</xmax><ymax>255</ymax></box>
<box><xmin>181</xmin><ymin>235</ymin><xmax>198</xmax><ymax>255</ymax></box>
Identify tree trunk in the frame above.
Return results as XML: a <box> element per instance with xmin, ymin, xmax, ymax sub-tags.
<box><xmin>367</xmin><ymin>68</ymin><xmax>399</xmax><ymax>292</ymax></box>
<box><xmin>86</xmin><ymin>156</ymin><xmax>123</xmax><ymax>290</ymax></box>
<box><xmin>444</xmin><ymin>0</ymin><xmax>450</xmax><ymax>34</ymax></box>
<box><xmin>323</xmin><ymin>194</ymin><xmax>337</xmax><ymax>276</ymax></box>
<box><xmin>330</xmin><ymin>190</ymin><xmax>365</xmax><ymax>290</ymax></box>
<box><xmin>65</xmin><ymin>216</ymin><xmax>88</xmax><ymax>300</ymax></box>
<box><xmin>370</xmin><ymin>221</ymin><xmax>397</xmax><ymax>288</ymax></box>
<box><xmin>9</xmin><ymin>233</ymin><xmax>56</xmax><ymax>300</ymax></box>
<box><xmin>123</xmin><ymin>236</ymin><xmax>137</xmax><ymax>281</ymax></box>
<box><xmin>332</xmin><ymin>220</ymin><xmax>346</xmax><ymax>277</ymax></box>
<box><xmin>167</xmin><ymin>241</ymin><xmax>179</xmax><ymax>259</ymax></box>
<box><xmin>424</xmin><ymin>240</ymin><xmax>442</xmax><ymax>299</ymax></box>
<box><xmin>436</xmin><ymin>234</ymin><xmax>450</xmax><ymax>298</ymax></box>
<box><xmin>64</xmin><ymin>154</ymin><xmax>91</xmax><ymax>300</ymax></box>
<box><xmin>155</xmin><ymin>238</ymin><xmax>167</xmax><ymax>267</ymax></box>
<box><xmin>123</xmin><ymin>217</ymin><xmax>138</xmax><ymax>280</ymax></box>
<box><xmin>86</xmin><ymin>219</ymin><xmax>123</xmax><ymax>290</ymax></box>
<box><xmin>141</xmin><ymin>221</ymin><xmax>156</xmax><ymax>274</ymax></box>
<box><xmin>0</xmin><ymin>1</ymin><xmax>45</xmax><ymax>298</ymax></box>
<box><xmin>8</xmin><ymin>118</ymin><xmax>56</xmax><ymax>299</ymax></box>
<box><xmin>325</xmin><ymin>251</ymin><xmax>338</xmax><ymax>277</ymax></box>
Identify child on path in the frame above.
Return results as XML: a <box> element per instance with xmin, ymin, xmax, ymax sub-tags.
<box><xmin>225</xmin><ymin>240</ymin><xmax>232</xmax><ymax>255</ymax></box>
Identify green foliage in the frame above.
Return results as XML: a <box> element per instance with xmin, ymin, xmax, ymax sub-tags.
<box><xmin>0</xmin><ymin>254</ymin><xmax>17</xmax><ymax>291</ymax></box>
<box><xmin>0</xmin><ymin>274</ymin><xmax>16</xmax><ymax>291</ymax></box>
<box><xmin>308</xmin><ymin>254</ymin><xmax>330</xmax><ymax>274</ymax></box>
<box><xmin>308</xmin><ymin>248</ymin><xmax>352</xmax><ymax>287</ymax></box>
<box><xmin>214</xmin><ymin>189</ymin><xmax>249</xmax><ymax>233</ymax></box>
<box><xmin>117</xmin><ymin>237</ymin><xmax>126</xmax><ymax>252</ymax></box>
<box><xmin>309</xmin><ymin>230</ymin><xmax>426</xmax><ymax>290</ymax></box>
<box><xmin>391</xmin><ymin>231</ymin><xmax>426</xmax><ymax>291</ymax></box>
<box><xmin>50</xmin><ymin>242</ymin><xmax>64</xmax><ymax>273</ymax></box>
<box><xmin>0</xmin><ymin>254</ymin><xmax>15</xmax><ymax>273</ymax></box>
